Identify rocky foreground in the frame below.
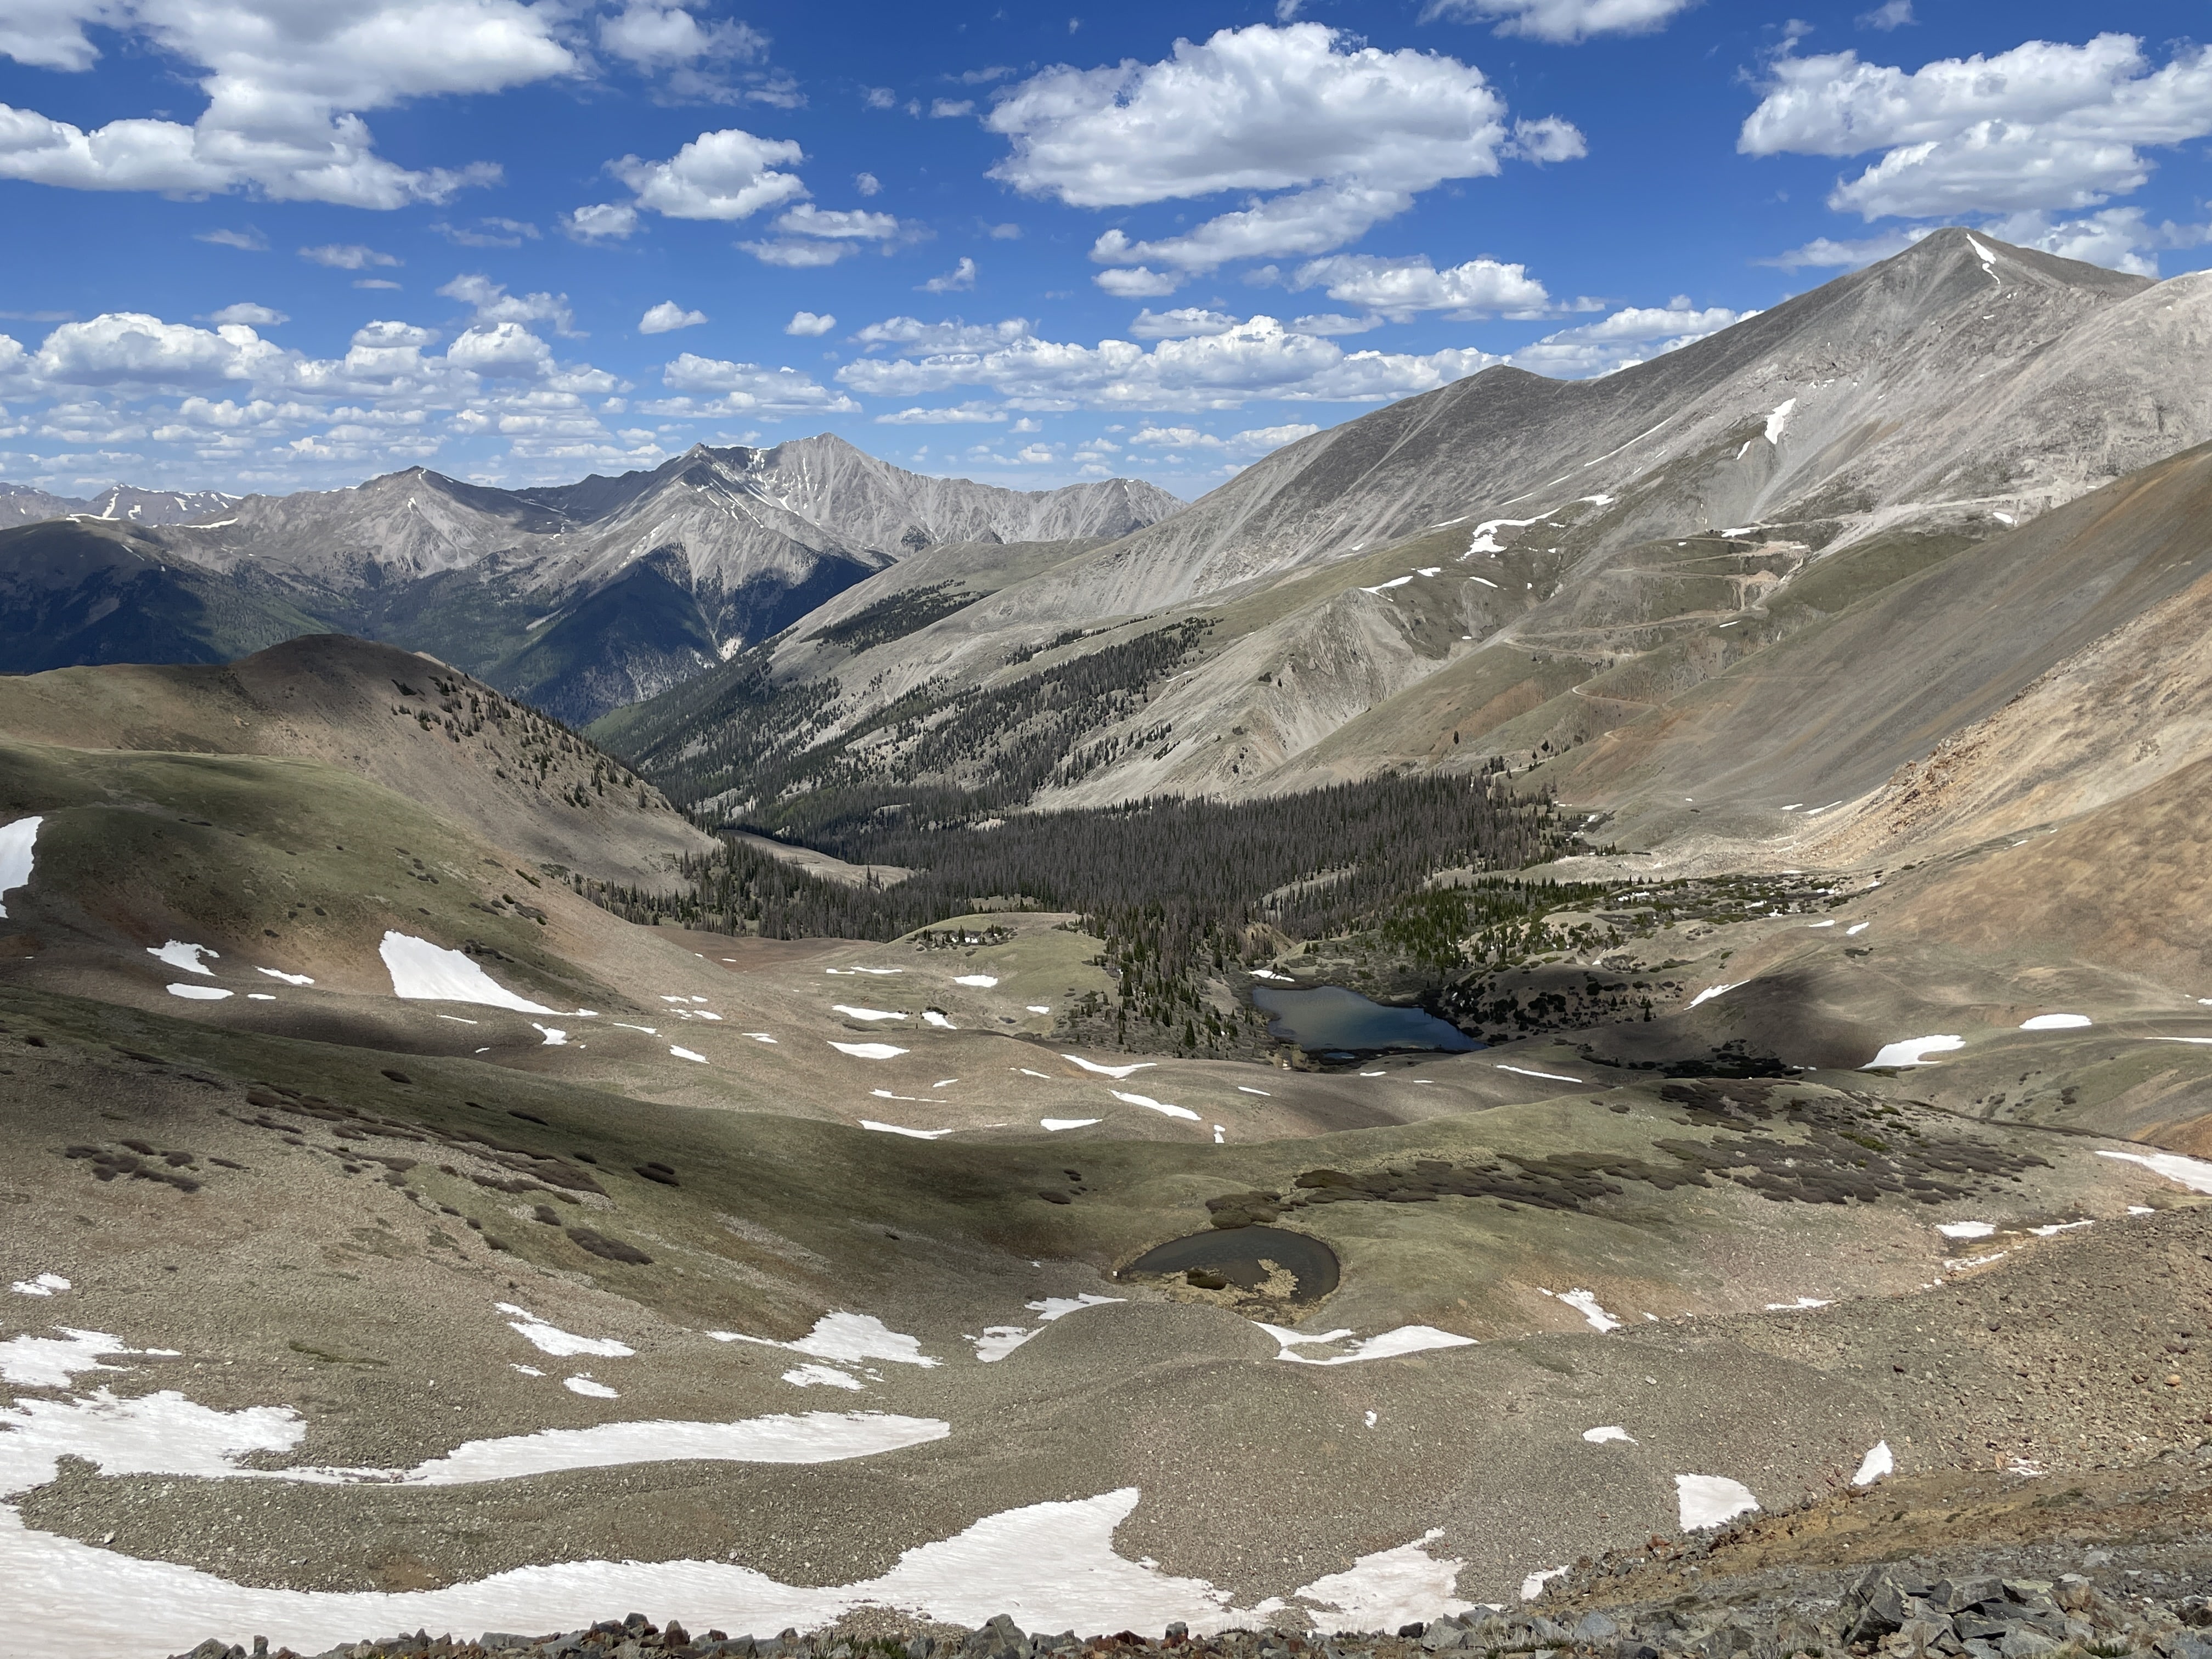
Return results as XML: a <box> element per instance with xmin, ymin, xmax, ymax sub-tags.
<box><xmin>170</xmin><ymin>1557</ymin><xmax>2212</xmax><ymax>1659</ymax></box>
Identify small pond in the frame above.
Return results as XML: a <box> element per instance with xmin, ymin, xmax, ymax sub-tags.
<box><xmin>1119</xmin><ymin>1225</ymin><xmax>1340</xmax><ymax>1302</ymax></box>
<box><xmin>1251</xmin><ymin>984</ymin><xmax>1478</xmax><ymax>1056</ymax></box>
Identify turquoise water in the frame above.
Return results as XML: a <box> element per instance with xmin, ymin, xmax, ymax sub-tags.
<box><xmin>1251</xmin><ymin>984</ymin><xmax>1479</xmax><ymax>1054</ymax></box>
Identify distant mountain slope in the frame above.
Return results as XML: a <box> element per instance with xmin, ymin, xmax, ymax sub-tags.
<box><xmin>601</xmin><ymin>232</ymin><xmax>2212</xmax><ymax>844</ymax></box>
<box><xmin>946</xmin><ymin>231</ymin><xmax>2165</xmax><ymax>625</ymax></box>
<box><xmin>0</xmin><ymin>518</ymin><xmax>330</xmax><ymax>673</ymax></box>
<box><xmin>0</xmin><ymin>437</ymin><xmax>1183</xmax><ymax>724</ymax></box>
<box><xmin>0</xmin><ymin>481</ymin><xmax>238</xmax><ymax>529</ymax></box>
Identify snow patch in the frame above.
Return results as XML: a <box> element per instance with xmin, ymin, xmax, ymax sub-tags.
<box><xmin>498</xmin><ymin>1304</ymin><xmax>634</xmax><ymax>1359</ymax></box>
<box><xmin>1852</xmin><ymin>1442</ymin><xmax>1894</xmax><ymax>1486</ymax></box>
<box><xmin>831</xmin><ymin>1042</ymin><xmax>908</xmax><ymax>1059</ymax></box>
<box><xmin>1260</xmin><ymin>1325</ymin><xmax>1476</xmax><ymax>1365</ymax></box>
<box><xmin>8</xmin><ymin>1275</ymin><xmax>69</xmax><ymax>1299</ymax></box>
<box><xmin>781</xmin><ymin>1364</ymin><xmax>864</xmax><ymax>1391</ymax></box>
<box><xmin>1763</xmin><ymin>398</ymin><xmax>1796</xmax><ymax>445</ymax></box>
<box><xmin>834</xmin><ymin>1006</ymin><xmax>908</xmax><ymax>1022</ymax></box>
<box><xmin>0</xmin><ymin>1485</ymin><xmax>1227</xmax><ymax>1652</ymax></box>
<box><xmin>1062</xmin><ymin>1055</ymin><xmax>1153</xmax><ymax>1079</ymax></box>
<box><xmin>1496</xmin><ymin>1064</ymin><xmax>1583</xmax><ymax>1084</ymax></box>
<box><xmin>166</xmin><ymin>984</ymin><xmax>233</xmax><ymax>1001</ymax></box>
<box><xmin>0</xmin><ymin>1329</ymin><xmax>176</xmax><ymax>1389</ymax></box>
<box><xmin>380</xmin><ymin>933</ymin><xmax>555</xmax><ymax>1014</ymax></box>
<box><xmin>1687</xmin><ymin>983</ymin><xmax>1742</xmax><ymax>1009</ymax></box>
<box><xmin>669</xmin><ymin>1046</ymin><xmax>708</xmax><ymax>1063</ymax></box>
<box><xmin>149</xmin><ymin>941</ymin><xmax>218</xmax><ymax>975</ymax></box>
<box><xmin>1520</xmin><ymin>1566</ymin><xmax>1569</xmax><ymax>1601</ymax></box>
<box><xmin>953</xmin><ymin>975</ymin><xmax>998</xmax><ymax>988</ymax></box>
<box><xmin>563</xmin><ymin>1376</ymin><xmax>618</xmax><ymax>1399</ymax></box>
<box><xmin>256</xmin><ymin>968</ymin><xmax>313</xmax><ymax>986</ymax></box>
<box><xmin>1582</xmin><ymin>1426</ymin><xmax>1634</xmax><ymax>1445</ymax></box>
<box><xmin>1542</xmin><ymin>1289</ymin><xmax>1622</xmax><ymax>1333</ymax></box>
<box><xmin>1294</xmin><ymin>1529</ymin><xmax>1474</xmax><ymax>1630</ymax></box>
<box><xmin>1110</xmin><ymin>1090</ymin><xmax>1201</xmax><ymax>1121</ymax></box>
<box><xmin>1865</xmin><ymin>1035</ymin><xmax>1962</xmax><ymax>1068</ymax></box>
<box><xmin>0</xmin><ymin>818</ymin><xmax>43</xmax><ymax>918</ymax></box>
<box><xmin>711</xmin><ymin>1313</ymin><xmax>940</xmax><ymax>1369</ymax></box>
<box><xmin>2097</xmin><ymin>1148</ymin><xmax>2212</xmax><ymax>1193</ymax></box>
<box><xmin>1937</xmin><ymin>1221</ymin><xmax>1995</xmax><ymax>1240</ymax></box>
<box><xmin>859</xmin><ymin>1120</ymin><xmax>952</xmax><ymax>1139</ymax></box>
<box><xmin>1041</xmin><ymin>1119</ymin><xmax>1101</xmax><ymax>1132</ymax></box>
<box><xmin>971</xmin><ymin>1294</ymin><xmax>1122</xmax><ymax>1362</ymax></box>
<box><xmin>1676</xmin><ymin>1474</ymin><xmax>1758</xmax><ymax>1531</ymax></box>
<box><xmin>1464</xmin><ymin>516</ymin><xmax>1545</xmax><ymax>557</ymax></box>
<box><xmin>2020</xmin><ymin>1013</ymin><xmax>2091</xmax><ymax>1030</ymax></box>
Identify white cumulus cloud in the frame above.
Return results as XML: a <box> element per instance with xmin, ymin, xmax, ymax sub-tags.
<box><xmin>656</xmin><ymin>353</ymin><xmax>860</xmax><ymax>415</ymax></box>
<box><xmin>1130</xmin><ymin>421</ymin><xmax>1321</xmax><ymax>455</ymax></box>
<box><xmin>205</xmin><ymin>302</ymin><xmax>287</xmax><ymax>327</ymax></box>
<box><xmin>875</xmin><ymin>402</ymin><xmax>1008</xmax><ymax>425</ymax></box>
<box><xmin>854</xmin><ymin>316</ymin><xmax>1034</xmax><ymax>354</ymax></box>
<box><xmin>1094</xmin><ymin>267</ymin><xmax>1183</xmax><ymax>297</ymax></box>
<box><xmin>785</xmin><ymin>310</ymin><xmax>837</xmax><ymax>336</ymax></box>
<box><xmin>836</xmin><ymin>314</ymin><xmax>1500</xmax><ymax>412</ymax></box>
<box><xmin>0</xmin><ymin>0</ymin><xmax>573</xmax><ymax>207</ymax></box>
<box><xmin>0</xmin><ymin>301</ymin><xmax>662</xmax><ymax>490</ymax></box>
<box><xmin>565</xmin><ymin>202</ymin><xmax>640</xmax><ymax>241</ymax></box>
<box><xmin>444</xmin><ymin>319</ymin><xmax>552</xmax><ymax>378</ymax></box>
<box><xmin>438</xmin><ymin>274</ymin><xmax>576</xmax><ymax>337</ymax></box>
<box><xmin>1509</xmin><ymin>300</ymin><xmax>1753</xmax><ymax>378</ymax></box>
<box><xmin>1982</xmin><ymin>206</ymin><xmax>2209</xmax><ymax>277</ymax></box>
<box><xmin>1760</xmin><ymin>228</ymin><xmax>1930</xmax><ymax>270</ymax></box>
<box><xmin>639</xmin><ymin>301</ymin><xmax>708</xmax><ymax>334</ymax></box>
<box><xmin>598</xmin><ymin>3</ymin><xmax>765</xmax><ymax>68</ymax></box>
<box><xmin>1740</xmin><ymin>33</ymin><xmax>2212</xmax><ymax>220</ymax></box>
<box><xmin>986</xmin><ymin>24</ymin><xmax>1578</xmax><ymax>270</ymax></box>
<box><xmin>300</xmin><ymin>243</ymin><xmax>399</xmax><ymax>270</ymax></box>
<box><xmin>1421</xmin><ymin>0</ymin><xmax>1696</xmax><ymax>43</ymax></box>
<box><xmin>1290</xmin><ymin>253</ymin><xmax>1550</xmax><ymax>320</ymax></box>
<box><xmin>1127</xmin><ymin>308</ymin><xmax>1244</xmax><ymax>339</ymax></box>
<box><xmin>921</xmin><ymin>256</ymin><xmax>979</xmax><ymax>293</ymax></box>
<box><xmin>610</xmin><ymin>126</ymin><xmax>808</xmax><ymax>221</ymax></box>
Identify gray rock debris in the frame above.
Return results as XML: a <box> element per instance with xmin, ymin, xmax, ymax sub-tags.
<box><xmin>166</xmin><ymin>1581</ymin><xmax>2212</xmax><ymax>1659</ymax></box>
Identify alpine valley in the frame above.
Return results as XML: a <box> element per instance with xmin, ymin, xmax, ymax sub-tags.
<box><xmin>4</xmin><ymin>231</ymin><xmax>2212</xmax><ymax>1659</ymax></box>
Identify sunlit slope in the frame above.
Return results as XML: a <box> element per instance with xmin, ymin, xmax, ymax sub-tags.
<box><xmin>0</xmin><ymin>981</ymin><xmax>2203</xmax><ymax>1633</ymax></box>
<box><xmin>0</xmin><ymin>635</ymin><xmax>711</xmax><ymax>886</ymax></box>
<box><xmin>603</xmin><ymin>234</ymin><xmax>2212</xmax><ymax>822</ymax></box>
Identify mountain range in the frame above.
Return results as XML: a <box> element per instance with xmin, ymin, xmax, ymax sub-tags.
<box><xmin>0</xmin><ymin>481</ymin><xmax>241</xmax><ymax>530</ymax></box>
<box><xmin>602</xmin><ymin>232</ymin><xmax>2212</xmax><ymax>830</ymax></box>
<box><xmin>0</xmin><ymin>437</ymin><xmax>1182</xmax><ymax>722</ymax></box>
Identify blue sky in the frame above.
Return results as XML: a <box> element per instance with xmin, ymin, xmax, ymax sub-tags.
<box><xmin>1</xmin><ymin>0</ymin><xmax>2207</xmax><ymax>499</ymax></box>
